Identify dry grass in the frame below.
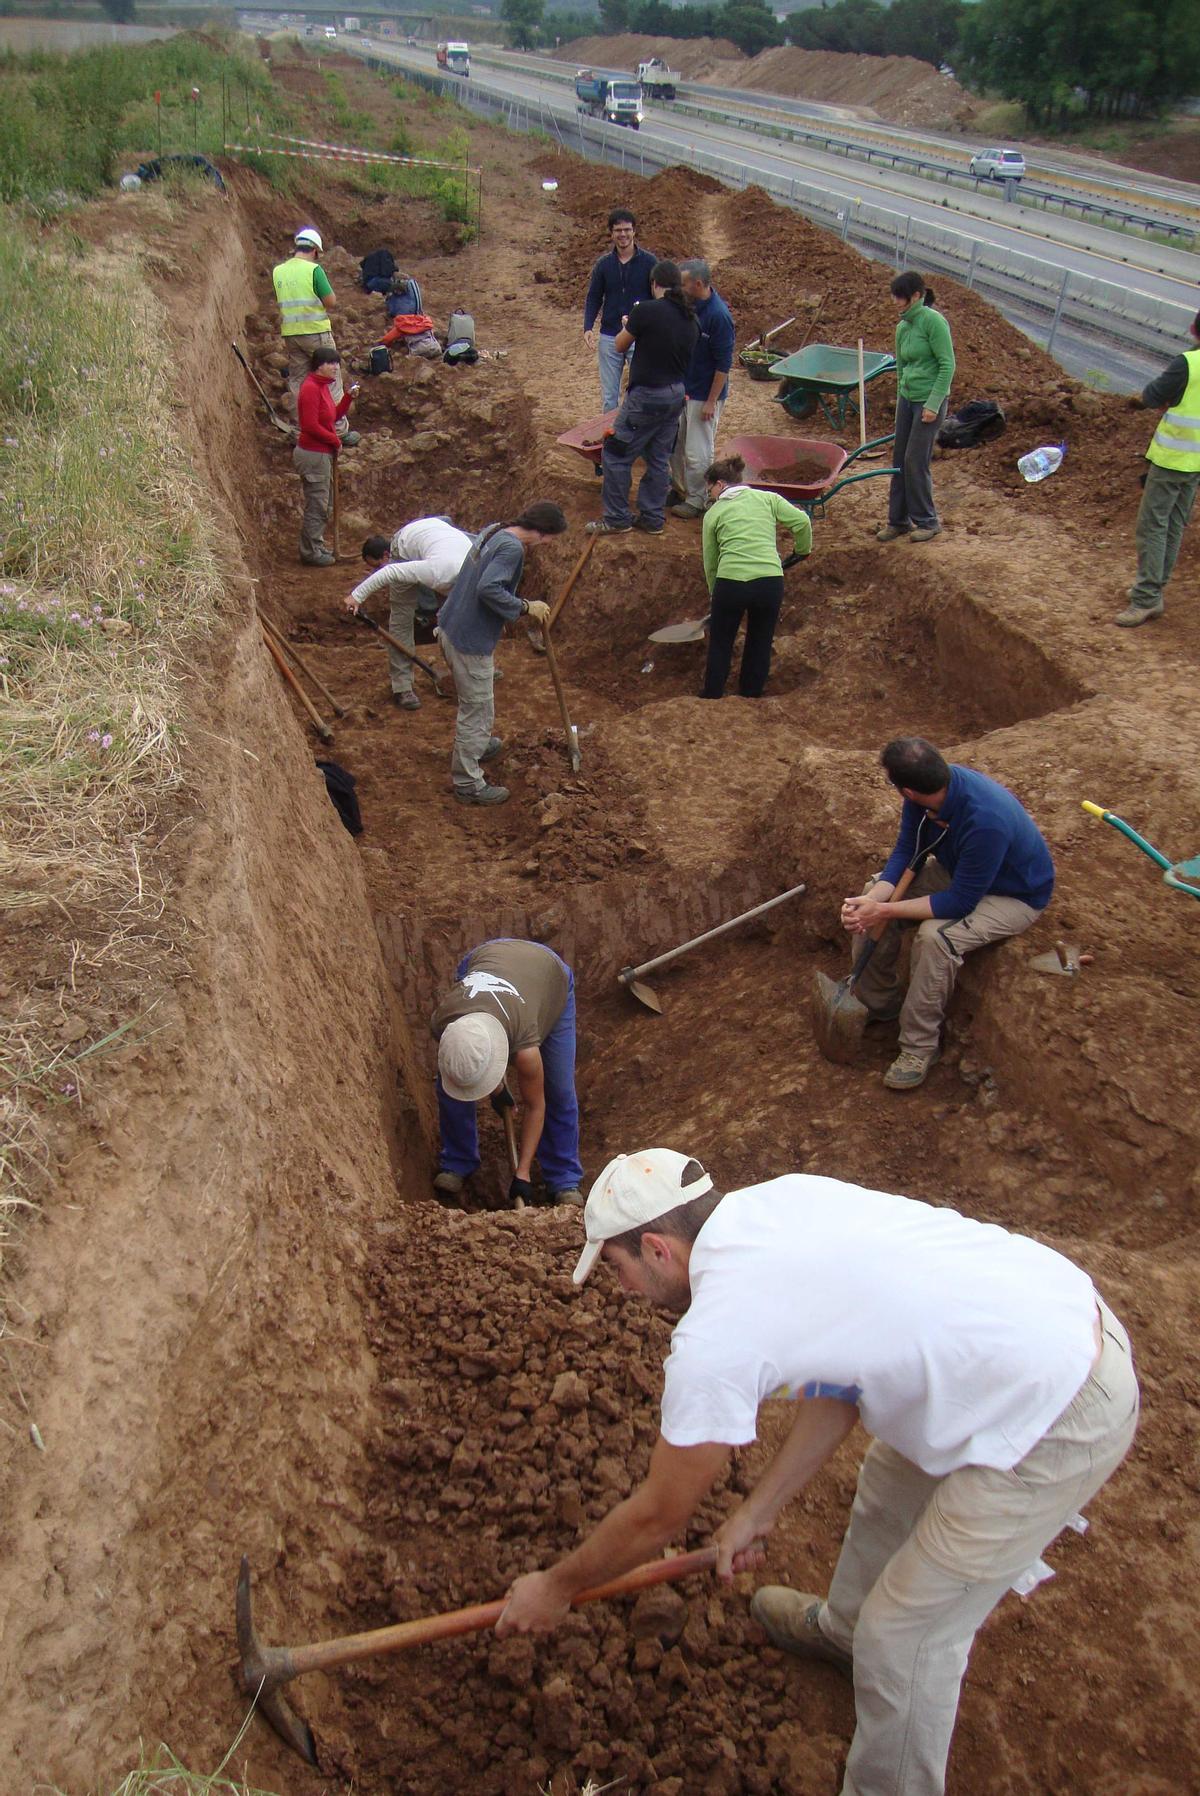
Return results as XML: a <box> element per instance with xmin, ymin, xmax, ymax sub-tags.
<box><xmin>0</xmin><ymin>212</ymin><xmax>223</xmax><ymax>1230</ymax></box>
<box><xmin>45</xmin><ymin>1712</ymin><xmax>281</xmax><ymax>1795</ymax></box>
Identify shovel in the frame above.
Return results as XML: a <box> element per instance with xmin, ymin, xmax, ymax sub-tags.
<box><xmin>231</xmin><ymin>341</ymin><xmax>294</xmax><ymax>435</ymax></box>
<box><xmin>529</xmin><ymin>534</ymin><xmax>596</xmax><ymax>653</ymax></box>
<box><xmin>236</xmin><ymin>1545</ymin><xmax>718</xmax><ymax>1768</ymax></box>
<box><xmin>619</xmin><ymin>883</ymin><xmax>808</xmax><ymax>1012</ymax></box>
<box><xmin>353</xmin><ymin>610</ymin><xmax>447</xmax><ymax>697</ymax></box>
<box><xmin>491</xmin><ymin>1078</ymin><xmax>523</xmax><ymax>1208</ymax></box>
<box><xmin>650</xmin><ymin>614</ymin><xmax>709</xmax><ymax>645</ymax></box>
<box><xmin>541</xmin><ymin>622</ymin><xmax>582</xmax><ymax>773</ymax></box>
<box><xmin>1082</xmin><ymin>800</ymin><xmax>1200</xmax><ymax>901</ymax></box>
<box><xmin>811</xmin><ymin>822</ymin><xmax>947</xmax><ymax>1063</ymax></box>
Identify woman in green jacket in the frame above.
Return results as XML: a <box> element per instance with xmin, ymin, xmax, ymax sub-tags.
<box><xmin>879</xmin><ymin>270</ymin><xmax>956</xmax><ymax>545</ymax></box>
<box><xmin>699</xmin><ymin>454</ymin><xmax>812</xmax><ymax>698</ymax></box>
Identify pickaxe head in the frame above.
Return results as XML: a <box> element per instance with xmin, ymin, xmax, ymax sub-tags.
<box><xmin>235</xmin><ymin>1556</ymin><xmax>320</xmax><ymax>1769</ymax></box>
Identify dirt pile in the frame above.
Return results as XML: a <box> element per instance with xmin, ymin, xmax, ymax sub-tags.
<box><xmin>556</xmin><ymin>35</ymin><xmax>982</xmax><ymax>129</ymax></box>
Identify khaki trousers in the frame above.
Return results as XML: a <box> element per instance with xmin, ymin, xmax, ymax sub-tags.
<box><xmin>440</xmin><ymin>635</ymin><xmax>494</xmax><ymax>794</ymax></box>
<box><xmin>284</xmin><ymin>330</ymin><xmax>349</xmax><ymax>437</ymax></box>
<box><xmin>851</xmin><ymin>863</ymin><xmax>1041</xmax><ymax>1057</ymax></box>
<box><xmin>820</xmin><ymin>1299</ymin><xmax>1138</xmax><ymax>1796</ymax></box>
<box><xmin>386</xmin><ymin>582</ymin><xmax>437</xmax><ymax>694</ymax></box>
<box><xmin>1129</xmin><ymin>461</ymin><xmax>1199</xmax><ymax>610</ymax></box>
<box><xmin>669</xmin><ymin>396</ymin><xmax>725</xmax><ymax>506</ymax></box>
<box><xmin>292</xmin><ymin>446</ymin><xmax>332</xmax><ymax>560</ymax></box>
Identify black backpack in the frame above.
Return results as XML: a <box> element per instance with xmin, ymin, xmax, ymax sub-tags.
<box><xmin>937</xmin><ymin>400</ymin><xmax>1006</xmax><ymax>449</ymax></box>
<box><xmin>316</xmin><ymin>759</ymin><xmax>363</xmax><ymax>836</ymax></box>
<box><xmin>360</xmin><ymin>247</ymin><xmax>397</xmax><ymax>292</ymax></box>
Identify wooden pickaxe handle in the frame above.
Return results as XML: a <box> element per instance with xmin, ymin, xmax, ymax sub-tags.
<box><xmin>547</xmin><ymin>533</ymin><xmax>596</xmax><ymax>630</ymax></box>
<box><xmin>261</xmin><ymin>624</ymin><xmax>333</xmax><ymax>742</ymax></box>
<box><xmin>541</xmin><ymin>624</ymin><xmax>581</xmax><ymax>772</ymax></box>
<box><xmin>261</xmin><ymin>613</ymin><xmax>348</xmax><ymax>716</ymax></box>
<box><xmin>622</xmin><ymin>882</ymin><xmax>807</xmax><ymax>985</ymax></box>
<box><xmin>279</xmin><ymin>1547</ymin><xmax>718</xmax><ymax>1682</ymax></box>
<box><xmin>354</xmin><ymin>611</ymin><xmax>446</xmax><ymax>694</ymax></box>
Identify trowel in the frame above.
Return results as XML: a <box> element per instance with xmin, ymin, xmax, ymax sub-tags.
<box><xmin>1029</xmin><ymin>941</ymin><xmax>1093</xmax><ymax>976</ymax></box>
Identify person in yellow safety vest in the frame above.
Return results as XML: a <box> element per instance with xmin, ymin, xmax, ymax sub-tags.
<box><xmin>1116</xmin><ymin>307</ymin><xmax>1200</xmax><ymax>626</ymax></box>
<box><xmin>272</xmin><ymin>226</ymin><xmax>360</xmax><ymax>446</ymax></box>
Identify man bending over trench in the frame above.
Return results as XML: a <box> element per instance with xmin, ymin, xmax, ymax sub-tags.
<box><xmin>431</xmin><ymin>937</ymin><xmax>583</xmax><ymax>1208</ymax></box>
<box><xmin>497</xmin><ymin>1150</ymin><xmax>1138</xmax><ymax>1796</ymax></box>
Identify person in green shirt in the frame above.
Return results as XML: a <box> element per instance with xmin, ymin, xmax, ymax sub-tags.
<box><xmin>699</xmin><ymin>454</ymin><xmax>812</xmax><ymax>698</ymax></box>
<box><xmin>877</xmin><ymin>271</ymin><xmax>955</xmax><ymax>545</ymax></box>
<box><xmin>271</xmin><ymin>226</ymin><xmax>359</xmax><ymax>446</ymax></box>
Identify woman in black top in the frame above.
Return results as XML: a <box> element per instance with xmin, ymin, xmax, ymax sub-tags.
<box><xmin>588</xmin><ymin>260</ymin><xmax>698</xmax><ymax>536</ymax></box>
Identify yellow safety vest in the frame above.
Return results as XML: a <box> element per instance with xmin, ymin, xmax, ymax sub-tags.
<box><xmin>1147</xmin><ymin>346</ymin><xmax>1200</xmax><ymax>473</ymax></box>
<box><xmin>272</xmin><ymin>255</ymin><xmax>329</xmax><ymax>337</ymax></box>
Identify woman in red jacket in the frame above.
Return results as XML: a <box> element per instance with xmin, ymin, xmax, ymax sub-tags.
<box><xmin>294</xmin><ymin>347</ymin><xmax>358</xmax><ymax>567</ymax></box>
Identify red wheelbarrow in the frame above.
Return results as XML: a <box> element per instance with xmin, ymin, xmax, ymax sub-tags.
<box><xmin>725</xmin><ymin>433</ymin><xmax>897</xmax><ymax>517</ymax></box>
<box><xmin>557</xmin><ymin>409</ymin><xmax>618</xmax><ymax>468</ymax></box>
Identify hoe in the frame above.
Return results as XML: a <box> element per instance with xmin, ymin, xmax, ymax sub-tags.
<box><xmin>236</xmin><ymin>1546</ymin><xmax>718</xmax><ymax>1767</ymax></box>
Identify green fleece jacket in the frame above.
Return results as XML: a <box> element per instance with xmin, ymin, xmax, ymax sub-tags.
<box><xmin>702</xmin><ymin>486</ymin><xmax>813</xmax><ymax>590</ymax></box>
<box><xmin>895</xmin><ymin>300</ymin><xmax>956</xmax><ymax>408</ymax></box>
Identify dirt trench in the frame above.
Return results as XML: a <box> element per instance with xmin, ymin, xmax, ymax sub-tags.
<box><xmin>1</xmin><ymin>80</ymin><xmax>1198</xmax><ymax>1796</ymax></box>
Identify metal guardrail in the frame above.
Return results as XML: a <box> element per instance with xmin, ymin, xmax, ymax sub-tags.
<box><xmin>370</xmin><ymin>55</ymin><xmax>1195</xmax><ymax>380</ymax></box>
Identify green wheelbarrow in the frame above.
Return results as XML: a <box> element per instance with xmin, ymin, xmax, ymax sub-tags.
<box><xmin>1082</xmin><ymin>801</ymin><xmax>1200</xmax><ymax>900</ymax></box>
<box><xmin>769</xmin><ymin>343</ymin><xmax>896</xmax><ymax>431</ymax></box>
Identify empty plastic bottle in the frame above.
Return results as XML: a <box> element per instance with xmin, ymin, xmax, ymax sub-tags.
<box><xmin>1018</xmin><ymin>442</ymin><xmax>1066</xmax><ymax>483</ymax></box>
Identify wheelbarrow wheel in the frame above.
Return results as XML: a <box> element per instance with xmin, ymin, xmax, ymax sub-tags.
<box><xmin>781</xmin><ymin>388</ymin><xmax>817</xmax><ymax>420</ymax></box>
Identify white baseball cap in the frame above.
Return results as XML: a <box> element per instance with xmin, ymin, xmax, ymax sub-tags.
<box><xmin>438</xmin><ymin>1013</ymin><xmax>509</xmax><ymax>1102</ymax></box>
<box><xmin>294</xmin><ymin>226</ymin><xmax>323</xmax><ymax>251</ymax></box>
<box><xmin>572</xmin><ymin>1149</ymin><xmax>713</xmax><ymax>1286</ymax></box>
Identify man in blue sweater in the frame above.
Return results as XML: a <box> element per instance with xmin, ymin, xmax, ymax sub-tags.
<box><xmin>669</xmin><ymin>258</ymin><xmax>736</xmax><ymax>519</ymax></box>
<box><xmin>583</xmin><ymin>208</ymin><xmax>658</xmax><ymax>413</ymax></box>
<box><xmin>841</xmin><ymin>737</ymin><xmax>1054</xmax><ymax>1090</ymax></box>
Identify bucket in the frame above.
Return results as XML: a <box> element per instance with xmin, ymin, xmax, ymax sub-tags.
<box><xmin>368</xmin><ymin>344</ymin><xmax>392</xmax><ymax>376</ymax></box>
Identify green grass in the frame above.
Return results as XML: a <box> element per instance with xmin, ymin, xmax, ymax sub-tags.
<box><xmin>0</xmin><ymin>205</ymin><xmax>223</xmax><ymax>1213</ymax></box>
<box><xmin>45</xmin><ymin>1716</ymin><xmax>282</xmax><ymax>1795</ymax></box>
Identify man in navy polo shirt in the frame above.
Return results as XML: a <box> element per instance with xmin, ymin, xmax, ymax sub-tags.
<box><xmin>669</xmin><ymin>258</ymin><xmax>736</xmax><ymax>519</ymax></box>
<box><xmin>841</xmin><ymin>736</ymin><xmax>1055</xmax><ymax>1090</ymax></box>
<box><xmin>583</xmin><ymin>208</ymin><xmax>658</xmax><ymax>414</ymax></box>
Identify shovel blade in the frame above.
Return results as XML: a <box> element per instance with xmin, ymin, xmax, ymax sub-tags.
<box><xmin>649</xmin><ymin>618</ymin><xmax>708</xmax><ymax>644</ymax></box>
<box><xmin>810</xmin><ymin>968</ymin><xmax>869</xmax><ymax>1064</ymax></box>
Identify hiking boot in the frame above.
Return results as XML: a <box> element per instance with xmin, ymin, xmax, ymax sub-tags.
<box><xmin>339</xmin><ymin>430</ymin><xmax>361</xmax><ymax>447</ymax></box>
<box><xmin>908</xmin><ymin>524</ymin><xmax>941</xmax><ymax>543</ymax></box>
<box><xmin>669</xmin><ymin>501</ymin><xmax>705</xmax><ymax>519</ymax></box>
<box><xmin>1114</xmin><ymin>601</ymin><xmax>1163</xmax><ymax>627</ymax></box>
<box><xmin>392</xmin><ymin>690</ymin><xmax>421</xmax><ymax>710</ymax></box>
<box><xmin>876</xmin><ymin>524</ymin><xmax>910</xmax><ymax>543</ymax></box>
<box><xmin>884</xmin><ymin>1048</ymin><xmax>939</xmax><ymax>1090</ymax></box>
<box><xmin>301</xmin><ymin>549</ymin><xmax>336</xmax><ymax>567</ymax></box>
<box><xmin>633</xmin><ymin>514</ymin><xmax>665</xmax><ymax>533</ymax></box>
<box><xmin>551</xmin><ymin>1187</ymin><xmax>584</xmax><ymax>1207</ymax></box>
<box><xmin>865</xmin><ymin>1000</ymin><xmax>903</xmax><ymax>1024</ymax></box>
<box><xmin>479</xmin><ymin>736</ymin><xmax>503</xmax><ymax>762</ymax></box>
<box><xmin>433</xmin><ymin>1170</ymin><xmax>465</xmax><ymax>1201</ymax></box>
<box><xmin>455</xmin><ymin>783</ymin><xmax>510</xmax><ymax>806</ymax></box>
<box><xmin>750</xmin><ymin>1589</ymin><xmax>852</xmax><ymax>1676</ymax></box>
<box><xmin>586</xmin><ymin>519</ymin><xmax>632</xmax><ymax>535</ymax></box>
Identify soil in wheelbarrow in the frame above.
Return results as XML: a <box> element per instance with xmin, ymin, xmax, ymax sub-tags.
<box><xmin>757</xmin><ymin>456</ymin><xmax>838</xmax><ymax>487</ymax></box>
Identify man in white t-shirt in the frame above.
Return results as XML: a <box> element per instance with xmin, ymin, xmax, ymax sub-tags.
<box><xmin>342</xmin><ymin>515</ymin><xmax>472</xmax><ymax>709</ymax></box>
<box><xmin>496</xmin><ymin>1151</ymin><xmax>1139</xmax><ymax>1796</ymax></box>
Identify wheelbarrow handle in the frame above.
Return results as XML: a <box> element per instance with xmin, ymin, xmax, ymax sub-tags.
<box><xmin>807</xmin><ymin>466</ymin><xmax>898</xmax><ymax>515</ymax></box>
<box><xmin>1080</xmin><ymin>801</ymin><xmax>1173</xmax><ymax>872</ymax></box>
<box><xmin>842</xmin><ymin>432</ymin><xmax>896</xmax><ymax>467</ymax></box>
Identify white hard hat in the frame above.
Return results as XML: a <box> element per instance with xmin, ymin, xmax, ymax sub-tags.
<box><xmin>294</xmin><ymin>226</ymin><xmax>323</xmax><ymax>251</ymax></box>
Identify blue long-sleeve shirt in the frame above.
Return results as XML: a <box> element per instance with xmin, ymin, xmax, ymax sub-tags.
<box><xmin>583</xmin><ymin>246</ymin><xmax>657</xmax><ymax>337</ymax></box>
<box><xmin>685</xmin><ymin>287</ymin><xmax>735</xmax><ymax>404</ymax></box>
<box><xmin>880</xmin><ymin>765</ymin><xmax>1054</xmax><ymax>918</ymax></box>
<box><xmin>438</xmin><ymin>527</ymin><xmax>525</xmax><ymax>657</ymax></box>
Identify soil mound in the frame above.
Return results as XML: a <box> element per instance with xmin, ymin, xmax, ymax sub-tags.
<box><xmin>557</xmin><ymin>34</ymin><xmax>982</xmax><ymax>129</ymax></box>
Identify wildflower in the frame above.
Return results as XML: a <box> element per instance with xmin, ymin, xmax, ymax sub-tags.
<box><xmin>101</xmin><ymin>733</ymin><xmax>112</xmax><ymax>749</ymax></box>
<box><xmin>3</xmin><ymin>437</ymin><xmax>16</xmax><ymax>448</ymax></box>
<box><xmin>87</xmin><ymin>729</ymin><xmax>100</xmax><ymax>742</ymax></box>
<box><xmin>59</xmin><ymin>1082</ymin><xmax>76</xmax><ymax>1097</ymax></box>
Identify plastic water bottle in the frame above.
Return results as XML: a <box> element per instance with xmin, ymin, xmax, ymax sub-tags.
<box><xmin>1018</xmin><ymin>443</ymin><xmax>1066</xmax><ymax>483</ymax></box>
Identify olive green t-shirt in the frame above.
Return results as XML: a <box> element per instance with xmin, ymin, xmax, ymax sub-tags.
<box><xmin>430</xmin><ymin>940</ymin><xmax>568</xmax><ymax>1053</ymax></box>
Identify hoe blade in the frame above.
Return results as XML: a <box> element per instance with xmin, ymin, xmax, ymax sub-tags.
<box><xmin>236</xmin><ymin>1556</ymin><xmax>320</xmax><ymax>1769</ymax></box>
<box><xmin>811</xmin><ymin>968</ymin><xmax>869</xmax><ymax>1064</ymax></box>
<box><xmin>627</xmin><ymin>977</ymin><xmax>663</xmax><ymax>1014</ymax></box>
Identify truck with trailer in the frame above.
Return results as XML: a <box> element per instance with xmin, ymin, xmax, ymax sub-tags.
<box><xmin>436</xmin><ymin>41</ymin><xmax>471</xmax><ymax>76</ymax></box>
<box><xmin>636</xmin><ymin>57</ymin><xmax>679</xmax><ymax>100</ymax></box>
<box><xmin>574</xmin><ymin>68</ymin><xmax>643</xmax><ymax>129</ymax></box>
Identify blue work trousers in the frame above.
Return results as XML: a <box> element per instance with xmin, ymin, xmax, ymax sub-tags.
<box><xmin>436</xmin><ymin>945</ymin><xmax>582</xmax><ymax>1191</ymax></box>
<box><xmin>600</xmin><ymin>382</ymin><xmax>686</xmax><ymax>528</ymax></box>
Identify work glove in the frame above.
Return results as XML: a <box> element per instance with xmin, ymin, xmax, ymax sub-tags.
<box><xmin>781</xmin><ymin>552</ymin><xmax>807</xmax><ymax>570</ymax></box>
<box><xmin>490</xmin><ymin>1086</ymin><xmax>515</xmax><ymax>1116</ymax></box>
<box><xmin>526</xmin><ymin>600</ymin><xmax>551</xmax><ymax>625</ymax></box>
<box><xmin>508</xmin><ymin>1176</ymin><xmax>533</xmax><ymax>1206</ymax></box>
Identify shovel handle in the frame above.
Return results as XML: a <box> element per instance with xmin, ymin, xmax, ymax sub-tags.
<box><xmin>542</xmin><ymin>625</ymin><xmax>581</xmax><ymax>772</ymax></box>
<box><xmin>844</xmin><ymin>827</ymin><xmax>947</xmax><ymax>989</ymax></box>
<box><xmin>355</xmin><ymin>611</ymin><xmax>445</xmax><ymax>692</ymax></box>
<box><xmin>622</xmin><ymin>883</ymin><xmax>807</xmax><ymax>984</ymax></box>
<box><xmin>261</xmin><ymin>614</ymin><xmax>348</xmax><ymax>717</ymax></box>
<box><xmin>283</xmin><ymin>1547</ymin><xmax>718</xmax><ymax>1681</ymax></box>
<box><xmin>261</xmin><ymin>625</ymin><xmax>333</xmax><ymax>742</ymax></box>
<box><xmin>547</xmin><ymin>533</ymin><xmax>596</xmax><ymax>631</ymax></box>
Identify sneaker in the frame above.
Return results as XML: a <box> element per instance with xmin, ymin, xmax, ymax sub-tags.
<box><xmin>668</xmin><ymin>502</ymin><xmax>705</xmax><ymax>519</ymax></box>
<box><xmin>1114</xmin><ymin>601</ymin><xmax>1163</xmax><ymax>627</ymax></box>
<box><xmin>392</xmin><ymin>690</ymin><xmax>421</xmax><ymax>710</ymax></box>
<box><xmin>750</xmin><ymin>1589</ymin><xmax>852</xmax><ymax>1676</ymax></box>
<box><xmin>585</xmin><ymin>519</ymin><xmax>632</xmax><ymax>535</ymax></box>
<box><xmin>908</xmin><ymin>524</ymin><xmax>941</xmax><ymax>543</ymax></box>
<box><xmin>551</xmin><ymin>1187</ymin><xmax>584</xmax><ymax>1207</ymax></box>
<box><xmin>339</xmin><ymin>430</ymin><xmax>361</xmax><ymax>447</ymax></box>
<box><xmin>433</xmin><ymin>1170</ymin><xmax>465</xmax><ymax>1199</ymax></box>
<box><xmin>301</xmin><ymin>550</ymin><xmax>336</xmax><ymax>567</ymax></box>
<box><xmin>454</xmin><ymin>783</ymin><xmax>510</xmax><ymax>806</ymax></box>
<box><xmin>633</xmin><ymin>515</ymin><xmax>665</xmax><ymax>533</ymax></box>
<box><xmin>478</xmin><ymin>736</ymin><xmax>503</xmax><ymax>763</ymax></box>
<box><xmin>876</xmin><ymin>524</ymin><xmax>910</xmax><ymax>543</ymax></box>
<box><xmin>883</xmin><ymin>1048</ymin><xmax>939</xmax><ymax>1090</ymax></box>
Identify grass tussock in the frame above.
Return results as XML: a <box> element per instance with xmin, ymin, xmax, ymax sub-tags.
<box><xmin>0</xmin><ymin>213</ymin><xmax>223</xmax><ymax>1212</ymax></box>
<box><xmin>48</xmin><ymin>1715</ymin><xmax>282</xmax><ymax>1795</ymax></box>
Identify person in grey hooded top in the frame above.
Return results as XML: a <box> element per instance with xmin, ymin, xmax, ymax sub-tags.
<box><xmin>437</xmin><ymin>502</ymin><xmax>566</xmax><ymax>806</ymax></box>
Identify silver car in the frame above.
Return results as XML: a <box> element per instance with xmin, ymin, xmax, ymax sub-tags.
<box><xmin>969</xmin><ymin>147</ymin><xmax>1026</xmax><ymax>181</ymax></box>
